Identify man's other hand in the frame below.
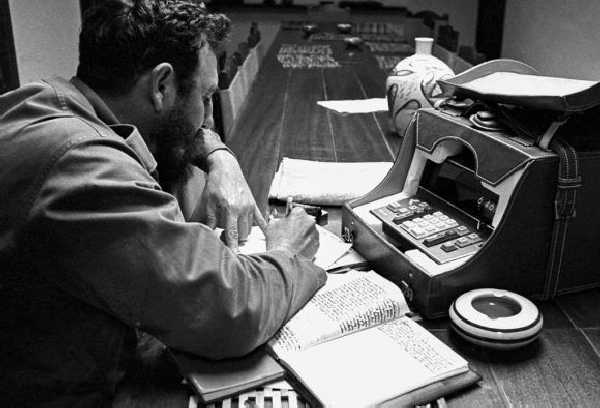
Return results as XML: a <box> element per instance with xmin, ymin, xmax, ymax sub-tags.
<box><xmin>201</xmin><ymin>149</ymin><xmax>262</xmax><ymax>251</ymax></box>
<box><xmin>265</xmin><ymin>207</ymin><xmax>319</xmax><ymax>260</ymax></box>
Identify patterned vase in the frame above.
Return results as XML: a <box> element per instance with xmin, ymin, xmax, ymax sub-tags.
<box><xmin>386</xmin><ymin>37</ymin><xmax>454</xmax><ymax>136</ymax></box>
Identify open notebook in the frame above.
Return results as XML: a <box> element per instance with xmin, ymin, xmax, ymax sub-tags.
<box><xmin>266</xmin><ymin>271</ymin><xmax>480</xmax><ymax>407</ymax></box>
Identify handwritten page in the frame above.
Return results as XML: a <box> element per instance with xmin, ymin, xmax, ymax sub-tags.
<box><xmin>238</xmin><ymin>224</ymin><xmax>351</xmax><ymax>271</ymax></box>
<box><xmin>269</xmin><ymin>271</ymin><xmax>409</xmax><ymax>355</ymax></box>
<box><xmin>280</xmin><ymin>317</ymin><xmax>468</xmax><ymax>407</ymax></box>
<box><xmin>317</xmin><ymin>98</ymin><xmax>389</xmax><ymax>114</ymax></box>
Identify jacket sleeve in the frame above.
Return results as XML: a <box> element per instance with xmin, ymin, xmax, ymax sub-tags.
<box><xmin>26</xmin><ymin>137</ymin><xmax>327</xmax><ymax>359</ymax></box>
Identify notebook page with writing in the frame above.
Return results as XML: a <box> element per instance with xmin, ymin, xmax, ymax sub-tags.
<box><xmin>280</xmin><ymin>316</ymin><xmax>468</xmax><ymax>408</ymax></box>
<box><xmin>269</xmin><ymin>271</ymin><xmax>410</xmax><ymax>355</ymax></box>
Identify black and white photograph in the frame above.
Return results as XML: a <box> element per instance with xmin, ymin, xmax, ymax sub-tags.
<box><xmin>1</xmin><ymin>0</ymin><xmax>599</xmax><ymax>407</ymax></box>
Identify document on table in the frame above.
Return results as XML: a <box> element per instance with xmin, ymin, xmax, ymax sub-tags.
<box><xmin>269</xmin><ymin>158</ymin><xmax>393</xmax><ymax>206</ymax></box>
<box><xmin>317</xmin><ymin>98</ymin><xmax>388</xmax><ymax>113</ymax></box>
<box><xmin>238</xmin><ymin>224</ymin><xmax>352</xmax><ymax>271</ymax></box>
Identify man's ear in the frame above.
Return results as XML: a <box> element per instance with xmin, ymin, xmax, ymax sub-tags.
<box><xmin>150</xmin><ymin>63</ymin><xmax>176</xmax><ymax>113</ymax></box>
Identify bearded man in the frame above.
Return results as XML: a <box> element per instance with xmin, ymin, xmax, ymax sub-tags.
<box><xmin>0</xmin><ymin>1</ymin><xmax>325</xmax><ymax>406</ymax></box>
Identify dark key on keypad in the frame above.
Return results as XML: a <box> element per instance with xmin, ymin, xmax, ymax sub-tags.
<box><xmin>423</xmin><ymin>228</ymin><xmax>458</xmax><ymax>247</ymax></box>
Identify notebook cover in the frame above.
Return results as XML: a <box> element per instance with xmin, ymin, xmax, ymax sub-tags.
<box><xmin>172</xmin><ymin>347</ymin><xmax>286</xmax><ymax>404</ymax></box>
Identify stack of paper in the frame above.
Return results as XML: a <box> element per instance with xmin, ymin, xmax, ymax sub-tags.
<box><xmin>268</xmin><ymin>158</ymin><xmax>393</xmax><ymax>206</ymax></box>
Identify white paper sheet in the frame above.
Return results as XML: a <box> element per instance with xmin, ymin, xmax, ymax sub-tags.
<box><xmin>317</xmin><ymin>98</ymin><xmax>388</xmax><ymax>114</ymax></box>
<box><xmin>238</xmin><ymin>224</ymin><xmax>351</xmax><ymax>271</ymax></box>
<box><xmin>269</xmin><ymin>158</ymin><xmax>393</xmax><ymax>206</ymax></box>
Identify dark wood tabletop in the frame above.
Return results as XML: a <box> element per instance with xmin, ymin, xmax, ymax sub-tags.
<box><xmin>225</xmin><ymin>23</ymin><xmax>600</xmax><ymax>408</ymax></box>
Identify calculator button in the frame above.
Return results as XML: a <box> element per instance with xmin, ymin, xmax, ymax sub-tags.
<box><xmin>445</xmin><ymin>229</ymin><xmax>458</xmax><ymax>238</ymax></box>
<box><xmin>392</xmin><ymin>211</ymin><xmax>413</xmax><ymax>223</ymax></box>
<box><xmin>446</xmin><ymin>219</ymin><xmax>459</xmax><ymax>227</ymax></box>
<box><xmin>393</xmin><ymin>215</ymin><xmax>410</xmax><ymax>224</ymax></box>
<box><xmin>455</xmin><ymin>237</ymin><xmax>472</xmax><ymax>248</ymax></box>
<box><xmin>467</xmin><ymin>233</ymin><xmax>483</xmax><ymax>244</ymax></box>
<box><xmin>409</xmin><ymin>226</ymin><xmax>427</xmax><ymax>238</ymax></box>
<box><xmin>456</xmin><ymin>225</ymin><xmax>469</xmax><ymax>235</ymax></box>
<box><xmin>441</xmin><ymin>242</ymin><xmax>457</xmax><ymax>252</ymax></box>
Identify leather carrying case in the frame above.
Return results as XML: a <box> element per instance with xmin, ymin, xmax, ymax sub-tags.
<box><xmin>342</xmin><ymin>60</ymin><xmax>600</xmax><ymax>318</ymax></box>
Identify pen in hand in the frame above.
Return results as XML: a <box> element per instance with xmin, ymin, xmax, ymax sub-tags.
<box><xmin>254</xmin><ymin>204</ymin><xmax>268</xmax><ymax>235</ymax></box>
<box><xmin>285</xmin><ymin>196</ymin><xmax>294</xmax><ymax>217</ymax></box>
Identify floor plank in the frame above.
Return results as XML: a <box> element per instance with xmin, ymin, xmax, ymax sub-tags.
<box><xmin>477</xmin><ymin>329</ymin><xmax>600</xmax><ymax>407</ymax></box>
<box><xmin>425</xmin><ymin>299</ymin><xmax>600</xmax><ymax>407</ymax></box>
<box><xmin>428</xmin><ymin>329</ymin><xmax>507</xmax><ymax>408</ymax></box>
<box><xmin>556</xmin><ymin>288</ymin><xmax>600</xmax><ymax>328</ymax></box>
<box><xmin>583</xmin><ymin>328</ymin><xmax>600</xmax><ymax>358</ymax></box>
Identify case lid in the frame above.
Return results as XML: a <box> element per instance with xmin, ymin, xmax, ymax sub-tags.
<box><xmin>416</xmin><ymin>109</ymin><xmax>555</xmax><ymax>186</ymax></box>
<box><xmin>438</xmin><ymin>59</ymin><xmax>600</xmax><ymax>112</ymax></box>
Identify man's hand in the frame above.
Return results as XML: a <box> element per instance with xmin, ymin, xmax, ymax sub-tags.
<box><xmin>265</xmin><ymin>207</ymin><xmax>319</xmax><ymax>260</ymax></box>
<box><xmin>200</xmin><ymin>150</ymin><xmax>265</xmax><ymax>251</ymax></box>
<box><xmin>190</xmin><ymin>128</ymin><xmax>266</xmax><ymax>251</ymax></box>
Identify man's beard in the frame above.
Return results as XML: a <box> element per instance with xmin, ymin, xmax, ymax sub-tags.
<box><xmin>151</xmin><ymin>102</ymin><xmax>196</xmax><ymax>191</ymax></box>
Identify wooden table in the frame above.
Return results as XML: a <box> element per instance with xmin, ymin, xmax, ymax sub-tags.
<box><xmin>225</xmin><ymin>23</ymin><xmax>600</xmax><ymax>408</ymax></box>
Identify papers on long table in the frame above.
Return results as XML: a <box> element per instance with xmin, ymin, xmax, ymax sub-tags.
<box><xmin>238</xmin><ymin>224</ymin><xmax>352</xmax><ymax>271</ymax></box>
<box><xmin>268</xmin><ymin>158</ymin><xmax>393</xmax><ymax>206</ymax></box>
<box><xmin>317</xmin><ymin>98</ymin><xmax>389</xmax><ymax>114</ymax></box>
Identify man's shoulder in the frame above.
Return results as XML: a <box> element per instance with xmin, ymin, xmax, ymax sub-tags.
<box><xmin>1</xmin><ymin>77</ymin><xmax>118</xmax><ymax>140</ymax></box>
<box><xmin>0</xmin><ymin>79</ymin><xmax>153</xmax><ymax>191</ymax></box>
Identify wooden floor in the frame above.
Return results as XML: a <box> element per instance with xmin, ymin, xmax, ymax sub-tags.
<box><xmin>223</xmin><ymin>22</ymin><xmax>600</xmax><ymax>408</ymax></box>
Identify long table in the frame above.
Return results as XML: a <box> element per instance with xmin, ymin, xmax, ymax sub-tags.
<box><xmin>226</xmin><ymin>23</ymin><xmax>403</xmax><ymax>216</ymax></box>
<box><xmin>225</xmin><ymin>23</ymin><xmax>600</xmax><ymax>408</ymax></box>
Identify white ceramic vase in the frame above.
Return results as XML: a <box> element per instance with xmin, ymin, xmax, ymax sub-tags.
<box><xmin>386</xmin><ymin>37</ymin><xmax>454</xmax><ymax>135</ymax></box>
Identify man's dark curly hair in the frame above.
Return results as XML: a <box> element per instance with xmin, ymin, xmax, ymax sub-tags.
<box><xmin>77</xmin><ymin>0</ymin><xmax>230</xmax><ymax>95</ymax></box>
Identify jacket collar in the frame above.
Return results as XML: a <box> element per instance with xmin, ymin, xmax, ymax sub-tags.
<box><xmin>70</xmin><ymin>77</ymin><xmax>157</xmax><ymax>175</ymax></box>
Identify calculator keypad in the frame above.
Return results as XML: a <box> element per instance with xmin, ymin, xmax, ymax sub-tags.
<box><xmin>370</xmin><ymin>197</ymin><xmax>488</xmax><ymax>264</ymax></box>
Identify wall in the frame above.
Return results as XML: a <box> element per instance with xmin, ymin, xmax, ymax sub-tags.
<box><xmin>9</xmin><ymin>0</ymin><xmax>80</xmax><ymax>84</ymax></box>
<box><xmin>502</xmin><ymin>0</ymin><xmax>600</xmax><ymax>80</ymax></box>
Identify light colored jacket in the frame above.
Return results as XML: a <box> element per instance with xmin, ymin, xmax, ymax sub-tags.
<box><xmin>0</xmin><ymin>77</ymin><xmax>325</xmax><ymax>406</ymax></box>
